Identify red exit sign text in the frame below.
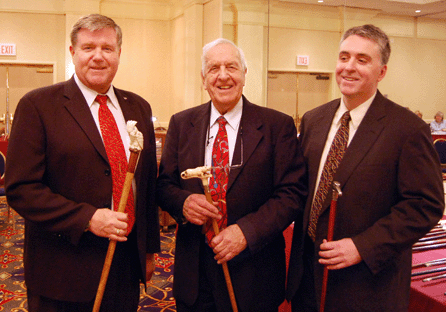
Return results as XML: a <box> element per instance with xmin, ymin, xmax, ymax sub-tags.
<box><xmin>0</xmin><ymin>44</ymin><xmax>16</xmax><ymax>56</ymax></box>
<box><xmin>297</xmin><ymin>55</ymin><xmax>309</xmax><ymax>66</ymax></box>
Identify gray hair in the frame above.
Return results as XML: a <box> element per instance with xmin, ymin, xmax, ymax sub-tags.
<box><xmin>201</xmin><ymin>38</ymin><xmax>247</xmax><ymax>75</ymax></box>
<box><xmin>341</xmin><ymin>24</ymin><xmax>391</xmax><ymax>65</ymax></box>
<box><xmin>70</xmin><ymin>14</ymin><xmax>122</xmax><ymax>49</ymax></box>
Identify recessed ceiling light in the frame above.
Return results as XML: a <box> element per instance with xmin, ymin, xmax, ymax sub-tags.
<box><xmin>318</xmin><ymin>0</ymin><xmax>324</xmax><ymax>3</ymax></box>
<box><xmin>415</xmin><ymin>10</ymin><xmax>421</xmax><ymax>13</ymax></box>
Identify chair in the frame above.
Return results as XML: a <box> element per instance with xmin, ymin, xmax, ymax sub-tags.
<box><xmin>433</xmin><ymin>139</ymin><xmax>446</xmax><ymax>178</ymax></box>
<box><xmin>0</xmin><ymin>140</ymin><xmax>14</xmax><ymax>228</ymax></box>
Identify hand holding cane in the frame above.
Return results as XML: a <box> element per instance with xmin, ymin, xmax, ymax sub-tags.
<box><xmin>93</xmin><ymin>121</ymin><xmax>143</xmax><ymax>312</ymax></box>
<box><xmin>320</xmin><ymin>181</ymin><xmax>342</xmax><ymax>312</ymax></box>
<box><xmin>181</xmin><ymin>166</ymin><xmax>239</xmax><ymax>312</ymax></box>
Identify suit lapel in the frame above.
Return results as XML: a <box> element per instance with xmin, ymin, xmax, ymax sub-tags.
<box><xmin>227</xmin><ymin>97</ymin><xmax>263</xmax><ymax>191</ymax></box>
<box><xmin>317</xmin><ymin>92</ymin><xmax>387</xmax><ymax>217</ymax></box>
<box><xmin>189</xmin><ymin>103</ymin><xmax>211</xmax><ymax>168</ymax></box>
<box><xmin>114</xmin><ymin>88</ymin><xmax>149</xmax><ymax>182</ymax></box>
<box><xmin>305</xmin><ymin>100</ymin><xmax>339</xmax><ymax>203</ymax></box>
<box><xmin>115</xmin><ymin>89</ymin><xmax>140</xmax><ymax>124</ymax></box>
<box><xmin>63</xmin><ymin>77</ymin><xmax>108</xmax><ymax>162</ymax></box>
<box><xmin>334</xmin><ymin>92</ymin><xmax>387</xmax><ymax>185</ymax></box>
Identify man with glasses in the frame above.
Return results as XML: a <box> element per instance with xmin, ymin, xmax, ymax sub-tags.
<box><xmin>157</xmin><ymin>38</ymin><xmax>307</xmax><ymax>312</ymax></box>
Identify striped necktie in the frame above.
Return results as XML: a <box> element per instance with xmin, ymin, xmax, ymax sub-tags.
<box><xmin>307</xmin><ymin>111</ymin><xmax>350</xmax><ymax>241</ymax></box>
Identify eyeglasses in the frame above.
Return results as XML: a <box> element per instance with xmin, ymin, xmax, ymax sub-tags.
<box><xmin>229</xmin><ymin>131</ymin><xmax>243</xmax><ymax>170</ymax></box>
<box><xmin>206</xmin><ymin>126</ymin><xmax>243</xmax><ymax>172</ymax></box>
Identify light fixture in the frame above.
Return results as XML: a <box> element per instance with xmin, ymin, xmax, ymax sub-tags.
<box><xmin>415</xmin><ymin>10</ymin><xmax>421</xmax><ymax>13</ymax></box>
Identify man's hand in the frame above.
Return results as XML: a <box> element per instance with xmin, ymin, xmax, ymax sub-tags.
<box><xmin>183</xmin><ymin>194</ymin><xmax>221</xmax><ymax>225</ymax></box>
<box><xmin>87</xmin><ymin>208</ymin><xmax>129</xmax><ymax>242</ymax></box>
<box><xmin>318</xmin><ymin>238</ymin><xmax>362</xmax><ymax>269</ymax></box>
<box><xmin>210</xmin><ymin>224</ymin><xmax>247</xmax><ymax>264</ymax></box>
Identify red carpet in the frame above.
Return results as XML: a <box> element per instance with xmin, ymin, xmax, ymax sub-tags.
<box><xmin>0</xmin><ymin>199</ymin><xmax>177</xmax><ymax>311</ymax></box>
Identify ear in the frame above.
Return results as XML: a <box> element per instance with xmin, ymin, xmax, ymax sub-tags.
<box><xmin>201</xmin><ymin>72</ymin><xmax>207</xmax><ymax>90</ymax></box>
<box><xmin>377</xmin><ymin>65</ymin><xmax>387</xmax><ymax>82</ymax></box>
<box><xmin>69</xmin><ymin>46</ymin><xmax>75</xmax><ymax>57</ymax></box>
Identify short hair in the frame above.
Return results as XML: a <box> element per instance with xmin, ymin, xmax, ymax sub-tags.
<box><xmin>201</xmin><ymin>38</ymin><xmax>247</xmax><ymax>76</ymax></box>
<box><xmin>341</xmin><ymin>24</ymin><xmax>391</xmax><ymax>65</ymax></box>
<box><xmin>435</xmin><ymin>111</ymin><xmax>444</xmax><ymax>120</ymax></box>
<box><xmin>70</xmin><ymin>14</ymin><xmax>122</xmax><ymax>49</ymax></box>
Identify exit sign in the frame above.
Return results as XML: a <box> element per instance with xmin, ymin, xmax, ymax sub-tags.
<box><xmin>297</xmin><ymin>55</ymin><xmax>309</xmax><ymax>66</ymax></box>
<box><xmin>0</xmin><ymin>44</ymin><xmax>16</xmax><ymax>56</ymax></box>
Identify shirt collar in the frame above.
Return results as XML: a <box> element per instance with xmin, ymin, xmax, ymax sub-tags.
<box><xmin>337</xmin><ymin>91</ymin><xmax>376</xmax><ymax>130</ymax></box>
<box><xmin>210</xmin><ymin>97</ymin><xmax>243</xmax><ymax>130</ymax></box>
<box><xmin>73</xmin><ymin>74</ymin><xmax>119</xmax><ymax>110</ymax></box>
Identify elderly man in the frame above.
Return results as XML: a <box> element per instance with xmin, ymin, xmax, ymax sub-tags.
<box><xmin>6</xmin><ymin>14</ymin><xmax>159</xmax><ymax>311</ymax></box>
<box><xmin>156</xmin><ymin>38</ymin><xmax>307</xmax><ymax>312</ymax></box>
<box><xmin>286</xmin><ymin>24</ymin><xmax>444</xmax><ymax>312</ymax></box>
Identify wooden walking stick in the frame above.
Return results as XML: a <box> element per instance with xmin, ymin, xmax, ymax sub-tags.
<box><xmin>320</xmin><ymin>181</ymin><xmax>342</xmax><ymax>312</ymax></box>
<box><xmin>181</xmin><ymin>166</ymin><xmax>239</xmax><ymax>312</ymax></box>
<box><xmin>93</xmin><ymin>121</ymin><xmax>143</xmax><ymax>312</ymax></box>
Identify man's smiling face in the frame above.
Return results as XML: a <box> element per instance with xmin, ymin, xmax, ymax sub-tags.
<box><xmin>336</xmin><ymin>35</ymin><xmax>387</xmax><ymax>110</ymax></box>
<box><xmin>70</xmin><ymin>27</ymin><xmax>121</xmax><ymax>94</ymax></box>
<box><xmin>202</xmin><ymin>43</ymin><xmax>246</xmax><ymax>114</ymax></box>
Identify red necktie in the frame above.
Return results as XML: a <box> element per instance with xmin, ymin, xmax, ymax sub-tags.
<box><xmin>206</xmin><ymin>116</ymin><xmax>229</xmax><ymax>243</ymax></box>
<box><xmin>96</xmin><ymin>95</ymin><xmax>135</xmax><ymax>235</ymax></box>
<box><xmin>308</xmin><ymin>111</ymin><xmax>350</xmax><ymax>241</ymax></box>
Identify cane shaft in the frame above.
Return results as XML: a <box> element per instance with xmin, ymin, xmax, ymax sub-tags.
<box><xmin>320</xmin><ymin>182</ymin><xmax>342</xmax><ymax>312</ymax></box>
<box><xmin>201</xmin><ymin>178</ymin><xmax>238</xmax><ymax>312</ymax></box>
<box><xmin>92</xmin><ymin>151</ymin><xmax>140</xmax><ymax>312</ymax></box>
<box><xmin>320</xmin><ymin>198</ymin><xmax>337</xmax><ymax>312</ymax></box>
<box><xmin>93</xmin><ymin>241</ymin><xmax>117</xmax><ymax>312</ymax></box>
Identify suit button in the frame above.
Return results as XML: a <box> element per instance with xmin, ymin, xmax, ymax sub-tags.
<box><xmin>104</xmin><ymin>169</ymin><xmax>111</xmax><ymax>176</ymax></box>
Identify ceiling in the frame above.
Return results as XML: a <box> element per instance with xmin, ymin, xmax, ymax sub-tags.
<box><xmin>278</xmin><ymin>0</ymin><xmax>446</xmax><ymax>19</ymax></box>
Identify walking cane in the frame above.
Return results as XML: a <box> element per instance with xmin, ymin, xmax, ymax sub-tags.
<box><xmin>92</xmin><ymin>121</ymin><xmax>143</xmax><ymax>312</ymax></box>
<box><xmin>181</xmin><ymin>166</ymin><xmax>239</xmax><ymax>312</ymax></box>
<box><xmin>320</xmin><ymin>181</ymin><xmax>342</xmax><ymax>312</ymax></box>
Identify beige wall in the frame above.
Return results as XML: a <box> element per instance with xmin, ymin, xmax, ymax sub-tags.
<box><xmin>0</xmin><ymin>12</ymin><xmax>65</xmax><ymax>82</ymax></box>
<box><xmin>113</xmin><ymin>17</ymin><xmax>172</xmax><ymax>124</ymax></box>
<box><xmin>0</xmin><ymin>0</ymin><xmax>224</xmax><ymax>129</ymax></box>
<box><xmin>1</xmin><ymin>0</ymin><xmax>446</xmax><ymax>127</ymax></box>
<box><xmin>223</xmin><ymin>1</ymin><xmax>446</xmax><ymax>121</ymax></box>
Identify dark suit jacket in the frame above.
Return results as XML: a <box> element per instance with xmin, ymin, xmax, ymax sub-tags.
<box><xmin>156</xmin><ymin>96</ymin><xmax>307</xmax><ymax>311</ymax></box>
<box><xmin>286</xmin><ymin>91</ymin><xmax>444</xmax><ymax>311</ymax></box>
<box><xmin>5</xmin><ymin>77</ymin><xmax>160</xmax><ymax>302</ymax></box>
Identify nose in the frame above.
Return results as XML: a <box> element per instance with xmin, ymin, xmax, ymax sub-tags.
<box><xmin>217</xmin><ymin>66</ymin><xmax>230</xmax><ymax>79</ymax></box>
<box><xmin>344</xmin><ymin>59</ymin><xmax>356</xmax><ymax>72</ymax></box>
<box><xmin>92</xmin><ymin>47</ymin><xmax>105</xmax><ymax>60</ymax></box>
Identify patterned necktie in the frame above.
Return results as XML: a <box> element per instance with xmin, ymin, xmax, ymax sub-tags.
<box><xmin>206</xmin><ymin>116</ymin><xmax>229</xmax><ymax>243</ymax></box>
<box><xmin>308</xmin><ymin>111</ymin><xmax>350</xmax><ymax>241</ymax></box>
<box><xmin>96</xmin><ymin>95</ymin><xmax>135</xmax><ymax>235</ymax></box>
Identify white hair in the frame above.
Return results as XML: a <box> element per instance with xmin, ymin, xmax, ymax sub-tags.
<box><xmin>201</xmin><ymin>38</ymin><xmax>247</xmax><ymax>75</ymax></box>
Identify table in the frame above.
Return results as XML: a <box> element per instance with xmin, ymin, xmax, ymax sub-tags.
<box><xmin>410</xmin><ymin>248</ymin><xmax>446</xmax><ymax>312</ymax></box>
<box><xmin>432</xmin><ymin>132</ymin><xmax>446</xmax><ymax>141</ymax></box>
<box><xmin>283</xmin><ymin>222</ymin><xmax>446</xmax><ymax>312</ymax></box>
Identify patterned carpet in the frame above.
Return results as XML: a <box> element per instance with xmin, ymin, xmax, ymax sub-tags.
<box><xmin>0</xmin><ymin>199</ymin><xmax>177</xmax><ymax>312</ymax></box>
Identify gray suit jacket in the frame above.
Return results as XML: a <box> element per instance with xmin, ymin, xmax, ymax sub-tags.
<box><xmin>287</xmin><ymin>91</ymin><xmax>444</xmax><ymax>311</ymax></box>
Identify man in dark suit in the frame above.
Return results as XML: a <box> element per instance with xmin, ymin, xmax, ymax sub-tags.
<box><xmin>286</xmin><ymin>24</ymin><xmax>444</xmax><ymax>311</ymax></box>
<box><xmin>5</xmin><ymin>14</ymin><xmax>159</xmax><ymax>312</ymax></box>
<box><xmin>156</xmin><ymin>38</ymin><xmax>307</xmax><ymax>312</ymax></box>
